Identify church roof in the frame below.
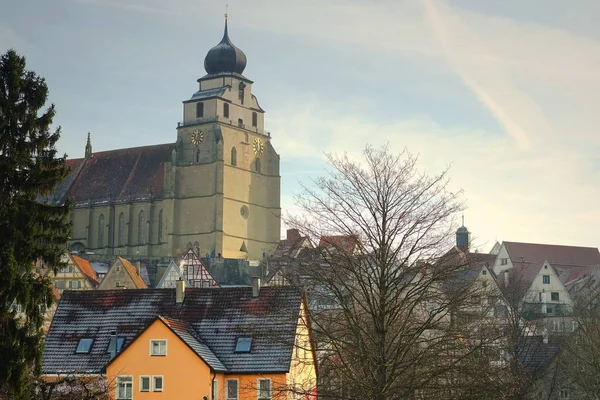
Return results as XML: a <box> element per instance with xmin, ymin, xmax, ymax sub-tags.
<box><xmin>55</xmin><ymin>143</ymin><xmax>172</xmax><ymax>206</ymax></box>
<box><xmin>204</xmin><ymin>19</ymin><xmax>247</xmax><ymax>75</ymax></box>
<box><xmin>503</xmin><ymin>241</ymin><xmax>600</xmax><ymax>267</ymax></box>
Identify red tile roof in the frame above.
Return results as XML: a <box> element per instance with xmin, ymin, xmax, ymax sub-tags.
<box><xmin>57</xmin><ymin>143</ymin><xmax>172</xmax><ymax>205</ymax></box>
<box><xmin>504</xmin><ymin>241</ymin><xmax>600</xmax><ymax>267</ymax></box>
<box><xmin>72</xmin><ymin>254</ymin><xmax>100</xmax><ymax>285</ymax></box>
<box><xmin>119</xmin><ymin>257</ymin><xmax>148</xmax><ymax>289</ymax></box>
<box><xmin>318</xmin><ymin>235</ymin><xmax>360</xmax><ymax>254</ymax></box>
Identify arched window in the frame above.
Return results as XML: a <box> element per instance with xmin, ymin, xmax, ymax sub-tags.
<box><xmin>223</xmin><ymin>103</ymin><xmax>229</xmax><ymax>118</ymax></box>
<box><xmin>158</xmin><ymin>209</ymin><xmax>163</xmax><ymax>243</ymax></box>
<box><xmin>196</xmin><ymin>150</ymin><xmax>200</xmax><ymax>163</ymax></box>
<box><xmin>98</xmin><ymin>214</ymin><xmax>105</xmax><ymax>248</ymax></box>
<box><xmin>196</xmin><ymin>102</ymin><xmax>204</xmax><ymax>118</ymax></box>
<box><xmin>186</xmin><ymin>242</ymin><xmax>193</xmax><ymax>250</ymax></box>
<box><xmin>252</xmin><ymin>112</ymin><xmax>257</xmax><ymax>127</ymax></box>
<box><xmin>138</xmin><ymin>210</ymin><xmax>145</xmax><ymax>244</ymax></box>
<box><xmin>118</xmin><ymin>212</ymin><xmax>125</xmax><ymax>246</ymax></box>
<box><xmin>231</xmin><ymin>147</ymin><xmax>237</xmax><ymax>166</ymax></box>
<box><xmin>255</xmin><ymin>158</ymin><xmax>261</xmax><ymax>174</ymax></box>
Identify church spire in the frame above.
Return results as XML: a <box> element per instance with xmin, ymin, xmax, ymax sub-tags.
<box><xmin>203</xmin><ymin>12</ymin><xmax>247</xmax><ymax>75</ymax></box>
<box><xmin>85</xmin><ymin>132</ymin><xmax>92</xmax><ymax>158</ymax></box>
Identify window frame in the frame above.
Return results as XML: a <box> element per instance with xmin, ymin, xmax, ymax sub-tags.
<box><xmin>542</xmin><ymin>275</ymin><xmax>550</xmax><ymax>284</ymax></box>
<box><xmin>116</xmin><ymin>375</ymin><xmax>133</xmax><ymax>400</ymax></box>
<box><xmin>106</xmin><ymin>336</ymin><xmax>125</xmax><ymax>354</ymax></box>
<box><xmin>140</xmin><ymin>375</ymin><xmax>150</xmax><ymax>392</ymax></box>
<box><xmin>196</xmin><ymin>102</ymin><xmax>204</xmax><ymax>118</ymax></box>
<box><xmin>252</xmin><ymin>112</ymin><xmax>257</xmax><ymax>127</ymax></box>
<box><xmin>226</xmin><ymin>378</ymin><xmax>239</xmax><ymax>400</ymax></box>
<box><xmin>152</xmin><ymin>375</ymin><xmax>164</xmax><ymax>392</ymax></box>
<box><xmin>75</xmin><ymin>338</ymin><xmax>94</xmax><ymax>354</ymax></box>
<box><xmin>257</xmin><ymin>378</ymin><xmax>272</xmax><ymax>400</ymax></box>
<box><xmin>551</xmin><ymin>292</ymin><xmax>559</xmax><ymax>301</ymax></box>
<box><xmin>149</xmin><ymin>339</ymin><xmax>167</xmax><ymax>356</ymax></box>
<box><xmin>235</xmin><ymin>337</ymin><xmax>252</xmax><ymax>353</ymax></box>
<box><xmin>223</xmin><ymin>103</ymin><xmax>230</xmax><ymax>118</ymax></box>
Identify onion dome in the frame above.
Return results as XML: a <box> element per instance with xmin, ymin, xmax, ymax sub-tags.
<box><xmin>204</xmin><ymin>19</ymin><xmax>247</xmax><ymax>75</ymax></box>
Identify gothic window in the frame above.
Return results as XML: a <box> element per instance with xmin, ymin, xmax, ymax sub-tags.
<box><xmin>255</xmin><ymin>158</ymin><xmax>261</xmax><ymax>174</ymax></box>
<box><xmin>138</xmin><ymin>210</ymin><xmax>145</xmax><ymax>244</ymax></box>
<box><xmin>98</xmin><ymin>214</ymin><xmax>105</xmax><ymax>248</ymax></box>
<box><xmin>196</xmin><ymin>150</ymin><xmax>200</xmax><ymax>163</ymax></box>
<box><xmin>158</xmin><ymin>209</ymin><xmax>163</xmax><ymax>243</ymax></box>
<box><xmin>231</xmin><ymin>147</ymin><xmax>237</xmax><ymax>166</ymax></box>
<box><xmin>252</xmin><ymin>112</ymin><xmax>257</xmax><ymax>127</ymax></box>
<box><xmin>223</xmin><ymin>103</ymin><xmax>229</xmax><ymax>118</ymax></box>
<box><xmin>186</xmin><ymin>242</ymin><xmax>193</xmax><ymax>250</ymax></box>
<box><xmin>196</xmin><ymin>102</ymin><xmax>204</xmax><ymax>118</ymax></box>
<box><xmin>118</xmin><ymin>212</ymin><xmax>125</xmax><ymax>246</ymax></box>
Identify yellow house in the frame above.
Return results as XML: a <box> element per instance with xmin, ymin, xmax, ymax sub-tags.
<box><xmin>42</xmin><ymin>283</ymin><xmax>316</xmax><ymax>400</ymax></box>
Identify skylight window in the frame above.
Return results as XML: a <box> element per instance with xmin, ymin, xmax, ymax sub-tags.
<box><xmin>76</xmin><ymin>338</ymin><xmax>94</xmax><ymax>353</ymax></box>
<box><xmin>235</xmin><ymin>337</ymin><xmax>252</xmax><ymax>353</ymax></box>
<box><xmin>107</xmin><ymin>337</ymin><xmax>125</xmax><ymax>353</ymax></box>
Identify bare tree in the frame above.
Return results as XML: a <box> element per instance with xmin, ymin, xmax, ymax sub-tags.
<box><xmin>282</xmin><ymin>145</ymin><xmax>506</xmax><ymax>399</ymax></box>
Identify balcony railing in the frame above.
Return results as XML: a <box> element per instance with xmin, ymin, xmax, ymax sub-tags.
<box><xmin>177</xmin><ymin>115</ymin><xmax>270</xmax><ymax>137</ymax></box>
<box><xmin>521</xmin><ymin>302</ymin><xmax>570</xmax><ymax>319</ymax></box>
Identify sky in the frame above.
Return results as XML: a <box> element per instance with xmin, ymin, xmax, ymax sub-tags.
<box><xmin>1</xmin><ymin>0</ymin><xmax>599</xmax><ymax>251</ymax></box>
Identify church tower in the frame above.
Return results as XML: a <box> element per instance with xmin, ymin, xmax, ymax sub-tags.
<box><xmin>167</xmin><ymin>18</ymin><xmax>281</xmax><ymax>259</ymax></box>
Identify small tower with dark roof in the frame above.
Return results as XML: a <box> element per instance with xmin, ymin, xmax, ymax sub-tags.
<box><xmin>456</xmin><ymin>216</ymin><xmax>470</xmax><ymax>252</ymax></box>
<box><xmin>203</xmin><ymin>18</ymin><xmax>247</xmax><ymax>75</ymax></box>
<box><xmin>84</xmin><ymin>132</ymin><xmax>92</xmax><ymax>158</ymax></box>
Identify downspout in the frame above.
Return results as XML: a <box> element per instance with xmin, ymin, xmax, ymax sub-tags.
<box><xmin>211</xmin><ymin>370</ymin><xmax>216</xmax><ymax>400</ymax></box>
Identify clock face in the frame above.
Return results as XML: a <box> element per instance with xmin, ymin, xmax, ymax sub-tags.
<box><xmin>253</xmin><ymin>138</ymin><xmax>264</xmax><ymax>155</ymax></box>
<box><xmin>190</xmin><ymin>129</ymin><xmax>204</xmax><ymax>145</ymax></box>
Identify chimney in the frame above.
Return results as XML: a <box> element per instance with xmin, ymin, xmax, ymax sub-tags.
<box><xmin>176</xmin><ymin>279</ymin><xmax>185</xmax><ymax>305</ymax></box>
<box><xmin>251</xmin><ymin>276</ymin><xmax>261</xmax><ymax>299</ymax></box>
<box><xmin>287</xmin><ymin>229</ymin><xmax>301</xmax><ymax>241</ymax></box>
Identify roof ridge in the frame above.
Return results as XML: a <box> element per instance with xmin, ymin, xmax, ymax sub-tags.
<box><xmin>83</xmin><ymin>142</ymin><xmax>172</xmax><ymax>158</ymax></box>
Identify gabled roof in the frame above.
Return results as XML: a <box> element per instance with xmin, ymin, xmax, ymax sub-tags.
<box><xmin>118</xmin><ymin>257</ymin><xmax>148</xmax><ymax>289</ymax></box>
<box><xmin>71</xmin><ymin>255</ymin><xmax>100</xmax><ymax>286</ymax></box>
<box><xmin>180</xmin><ymin>249</ymin><xmax>219</xmax><ymax>288</ymax></box>
<box><xmin>318</xmin><ymin>235</ymin><xmax>360</xmax><ymax>254</ymax></box>
<box><xmin>156</xmin><ymin>260</ymin><xmax>189</xmax><ymax>288</ymax></box>
<box><xmin>106</xmin><ymin>316</ymin><xmax>226</xmax><ymax>372</ymax></box>
<box><xmin>518</xmin><ymin>336</ymin><xmax>560</xmax><ymax>376</ymax></box>
<box><xmin>43</xmin><ymin>286</ymin><xmax>302</xmax><ymax>375</ymax></box>
<box><xmin>50</xmin><ymin>143</ymin><xmax>172</xmax><ymax>206</ymax></box>
<box><xmin>503</xmin><ymin>241</ymin><xmax>600</xmax><ymax>267</ymax></box>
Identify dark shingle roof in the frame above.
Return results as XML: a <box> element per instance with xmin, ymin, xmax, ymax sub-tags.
<box><xmin>43</xmin><ymin>286</ymin><xmax>301</xmax><ymax>374</ymax></box>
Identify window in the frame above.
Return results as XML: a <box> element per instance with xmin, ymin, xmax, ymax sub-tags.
<box><xmin>223</xmin><ymin>103</ymin><xmax>229</xmax><ymax>118</ymax></box>
<box><xmin>158</xmin><ymin>209</ymin><xmax>163</xmax><ymax>242</ymax></box>
<box><xmin>59</xmin><ymin>265</ymin><xmax>73</xmax><ymax>273</ymax></box>
<box><xmin>116</xmin><ymin>265</ymin><xmax>121</xmax><ymax>272</ymax></box>
<box><xmin>118</xmin><ymin>212</ymin><xmax>126</xmax><ymax>246</ymax></box>
<box><xmin>98</xmin><ymin>214</ymin><xmax>105</xmax><ymax>248</ymax></box>
<box><xmin>501</xmin><ymin>258</ymin><xmax>508</xmax><ymax>265</ymax></box>
<box><xmin>150</xmin><ymin>339</ymin><xmax>167</xmax><ymax>356</ymax></box>
<box><xmin>231</xmin><ymin>147</ymin><xmax>237</xmax><ymax>166</ymax></box>
<box><xmin>255</xmin><ymin>158</ymin><xmax>261</xmax><ymax>173</ymax></box>
<box><xmin>107</xmin><ymin>337</ymin><xmax>125</xmax><ymax>353</ymax></box>
<box><xmin>559</xmin><ymin>388</ymin><xmax>569</xmax><ymax>399</ymax></box>
<box><xmin>76</xmin><ymin>338</ymin><xmax>93</xmax><ymax>353</ymax></box>
<box><xmin>140</xmin><ymin>376</ymin><xmax>150</xmax><ymax>392</ymax></box>
<box><xmin>226</xmin><ymin>379</ymin><xmax>238</xmax><ymax>400</ymax></box>
<box><xmin>138</xmin><ymin>210</ymin><xmax>145</xmax><ymax>244</ymax></box>
<box><xmin>235</xmin><ymin>337</ymin><xmax>252</xmax><ymax>353</ymax></box>
<box><xmin>258</xmin><ymin>379</ymin><xmax>272</xmax><ymax>400</ymax></box>
<box><xmin>551</xmin><ymin>292</ymin><xmax>559</xmax><ymax>301</ymax></box>
<box><xmin>153</xmin><ymin>376</ymin><xmax>163</xmax><ymax>392</ymax></box>
<box><xmin>196</xmin><ymin>149</ymin><xmax>201</xmax><ymax>163</ymax></box>
<box><xmin>239</xmin><ymin>87</ymin><xmax>245</xmax><ymax>104</ymax></box>
<box><xmin>69</xmin><ymin>280</ymin><xmax>81</xmax><ymax>289</ymax></box>
<box><xmin>196</xmin><ymin>102</ymin><xmax>204</xmax><ymax>118</ymax></box>
<box><xmin>252</xmin><ymin>112</ymin><xmax>257</xmax><ymax>127</ymax></box>
<box><xmin>238</xmin><ymin>118</ymin><xmax>244</xmax><ymax>127</ymax></box>
<box><xmin>543</xmin><ymin>275</ymin><xmax>550</xmax><ymax>284</ymax></box>
<box><xmin>115</xmin><ymin>281</ymin><xmax>121</xmax><ymax>287</ymax></box>
<box><xmin>572</xmin><ymin>321</ymin><xmax>579</xmax><ymax>332</ymax></box>
<box><xmin>39</xmin><ymin>304</ymin><xmax>46</xmax><ymax>313</ymax></box>
<box><xmin>116</xmin><ymin>376</ymin><xmax>133</xmax><ymax>400</ymax></box>
<box><xmin>212</xmin><ymin>379</ymin><xmax>218</xmax><ymax>399</ymax></box>
<box><xmin>55</xmin><ymin>280</ymin><xmax>65</xmax><ymax>289</ymax></box>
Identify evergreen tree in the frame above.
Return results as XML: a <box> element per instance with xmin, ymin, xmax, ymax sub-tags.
<box><xmin>0</xmin><ymin>49</ymin><xmax>71</xmax><ymax>398</ymax></box>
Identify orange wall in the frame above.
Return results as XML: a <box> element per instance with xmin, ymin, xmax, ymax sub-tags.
<box><xmin>214</xmin><ymin>373</ymin><xmax>287</xmax><ymax>400</ymax></box>
<box><xmin>106</xmin><ymin>320</ymin><xmax>213</xmax><ymax>400</ymax></box>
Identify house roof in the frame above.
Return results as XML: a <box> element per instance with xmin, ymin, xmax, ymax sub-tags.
<box><xmin>72</xmin><ymin>255</ymin><xmax>100</xmax><ymax>285</ymax></box>
<box><xmin>518</xmin><ymin>336</ymin><xmax>560</xmax><ymax>376</ymax></box>
<box><xmin>503</xmin><ymin>241</ymin><xmax>600</xmax><ymax>267</ymax></box>
<box><xmin>496</xmin><ymin>261</ymin><xmax>544</xmax><ymax>299</ymax></box>
<box><xmin>118</xmin><ymin>257</ymin><xmax>148</xmax><ymax>289</ymax></box>
<box><xmin>318</xmin><ymin>235</ymin><xmax>359</xmax><ymax>254</ymax></box>
<box><xmin>42</xmin><ymin>286</ymin><xmax>302</xmax><ymax>374</ymax></box>
<box><xmin>50</xmin><ymin>143</ymin><xmax>172</xmax><ymax>206</ymax></box>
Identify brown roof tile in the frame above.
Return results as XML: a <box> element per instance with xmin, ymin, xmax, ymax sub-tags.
<box><xmin>72</xmin><ymin>254</ymin><xmax>100</xmax><ymax>286</ymax></box>
<box><xmin>119</xmin><ymin>257</ymin><xmax>148</xmax><ymax>289</ymax></box>
<box><xmin>504</xmin><ymin>241</ymin><xmax>600</xmax><ymax>266</ymax></box>
<box><xmin>64</xmin><ymin>144</ymin><xmax>172</xmax><ymax>204</ymax></box>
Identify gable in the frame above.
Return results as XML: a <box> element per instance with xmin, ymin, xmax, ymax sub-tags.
<box><xmin>180</xmin><ymin>250</ymin><xmax>219</xmax><ymax>288</ymax></box>
<box><xmin>156</xmin><ymin>260</ymin><xmax>188</xmax><ymax>288</ymax></box>
<box><xmin>98</xmin><ymin>257</ymin><xmax>148</xmax><ymax>290</ymax></box>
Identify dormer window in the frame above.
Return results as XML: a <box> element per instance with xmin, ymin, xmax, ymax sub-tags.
<box><xmin>76</xmin><ymin>338</ymin><xmax>94</xmax><ymax>353</ymax></box>
<box><xmin>107</xmin><ymin>336</ymin><xmax>125</xmax><ymax>353</ymax></box>
<box><xmin>223</xmin><ymin>103</ymin><xmax>230</xmax><ymax>119</ymax></box>
<box><xmin>196</xmin><ymin>102</ymin><xmax>204</xmax><ymax>118</ymax></box>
